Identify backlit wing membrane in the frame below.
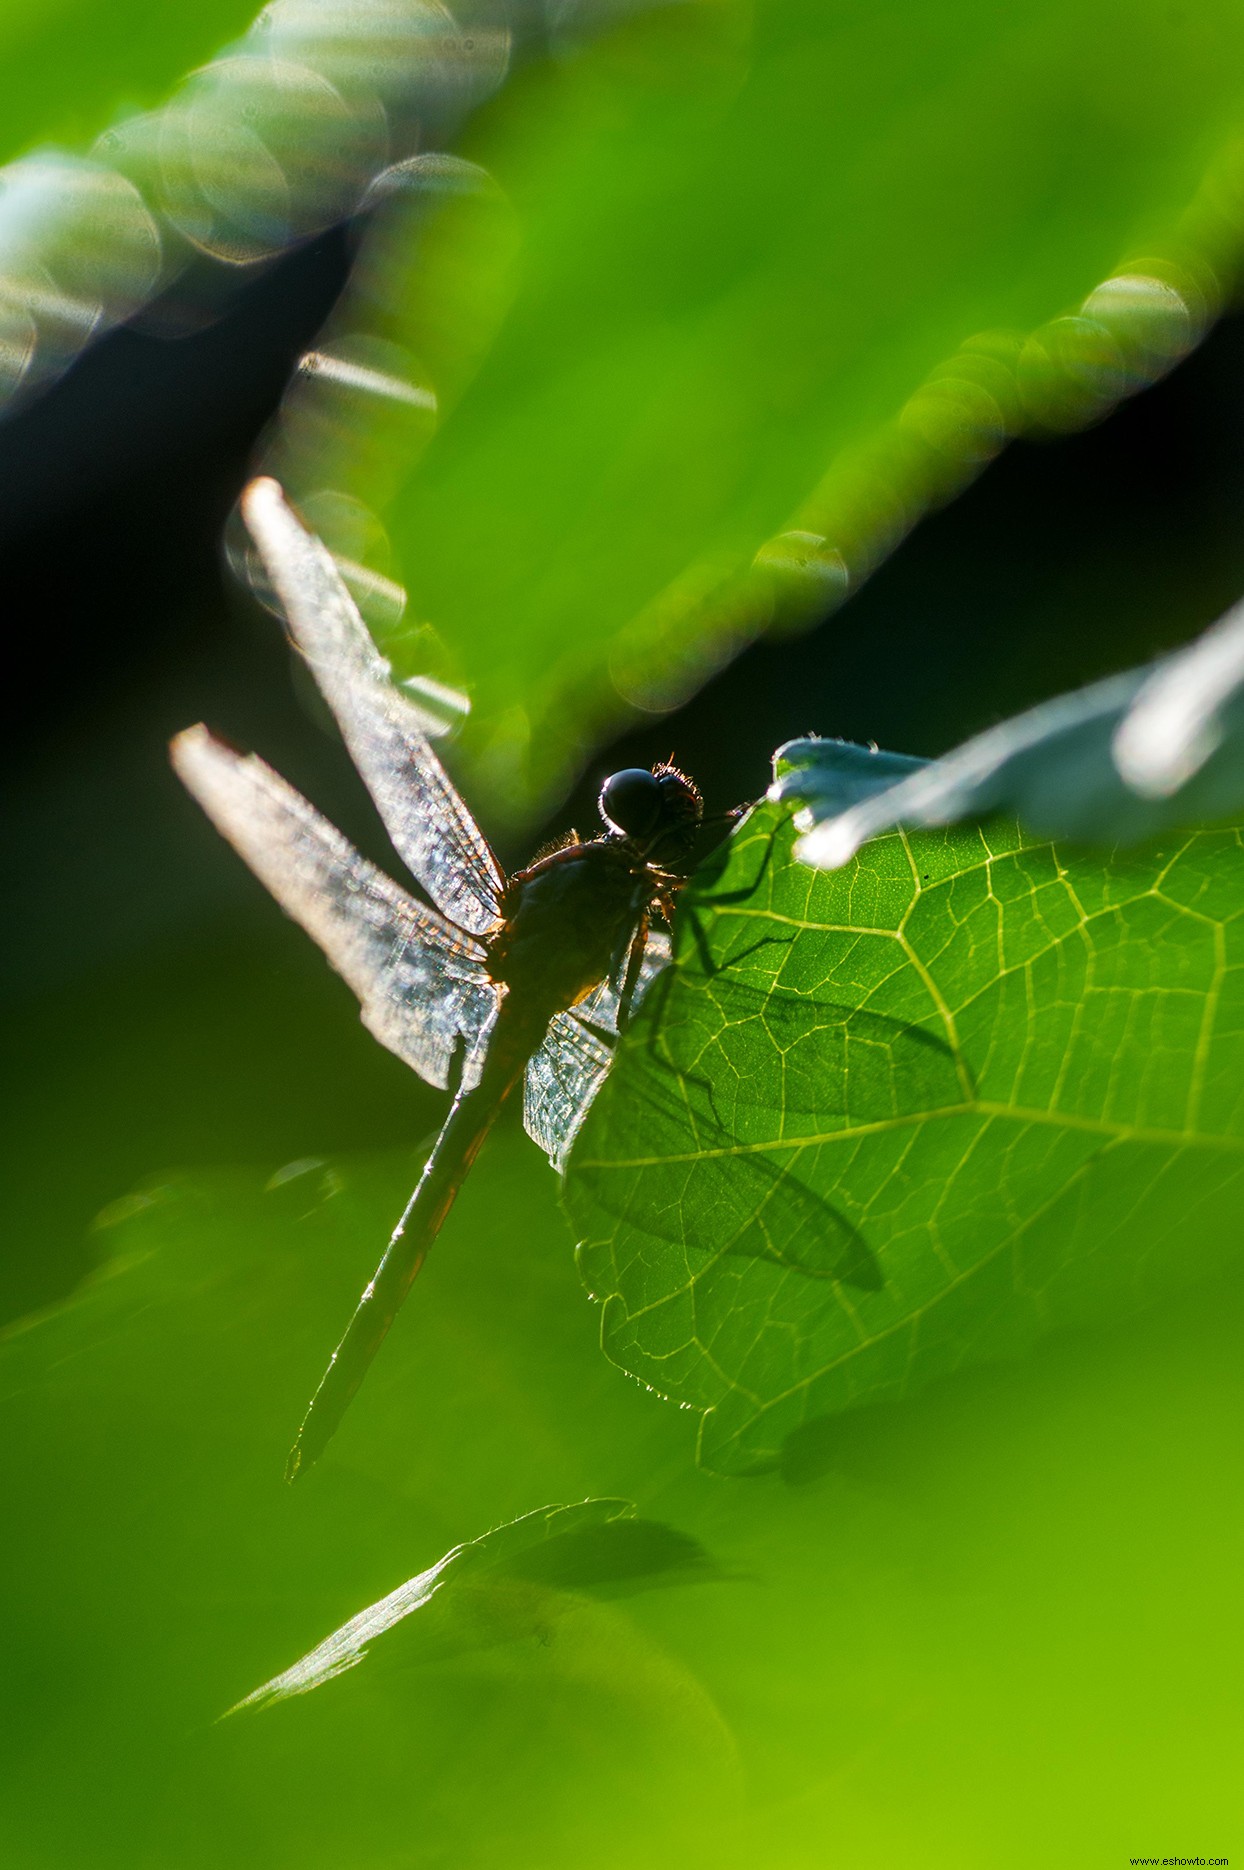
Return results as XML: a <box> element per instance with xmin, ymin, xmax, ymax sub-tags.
<box><xmin>523</xmin><ymin>930</ymin><xmax>673</xmax><ymax>1169</ymax></box>
<box><xmin>172</xmin><ymin>726</ymin><xmax>497</xmax><ymax>1092</ymax></box>
<box><xmin>241</xmin><ymin>478</ymin><xmax>505</xmax><ymax>938</ymax></box>
<box><xmin>575</xmin><ymin>929</ymin><xmax>671</xmax><ymax>1035</ymax></box>
<box><xmin>523</xmin><ymin>1014</ymin><xmax>613</xmax><ymax>1173</ymax></box>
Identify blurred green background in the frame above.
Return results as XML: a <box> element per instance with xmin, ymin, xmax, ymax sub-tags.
<box><xmin>2</xmin><ymin>0</ymin><xmax>1243</xmax><ymax>1863</ymax></box>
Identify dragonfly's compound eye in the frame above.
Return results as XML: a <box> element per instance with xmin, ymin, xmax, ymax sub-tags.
<box><xmin>599</xmin><ymin>767</ymin><xmax>663</xmax><ymax>839</ymax></box>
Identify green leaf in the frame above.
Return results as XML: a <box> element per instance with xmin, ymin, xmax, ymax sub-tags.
<box><xmin>266</xmin><ymin>0</ymin><xmax>1244</xmax><ymax>816</ymax></box>
<box><xmin>565</xmin><ymin>797</ymin><xmax>1244</xmax><ymax>1473</ymax></box>
<box><xmin>232</xmin><ymin>1496</ymin><xmax>719</xmax><ymax>1713</ymax></box>
<box><xmin>0</xmin><ymin>0</ymin><xmax>256</xmax><ymax>164</ymax></box>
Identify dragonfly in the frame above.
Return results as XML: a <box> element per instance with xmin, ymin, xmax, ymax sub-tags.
<box><xmin>172</xmin><ymin>477</ymin><xmax>703</xmax><ymax>1480</ymax></box>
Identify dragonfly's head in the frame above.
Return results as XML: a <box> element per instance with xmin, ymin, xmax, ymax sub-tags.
<box><xmin>598</xmin><ymin>762</ymin><xmax>703</xmax><ymax>866</ymax></box>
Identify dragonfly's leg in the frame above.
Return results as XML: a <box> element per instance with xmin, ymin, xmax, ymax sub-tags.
<box><xmin>648</xmin><ymin>873</ymin><xmax>683</xmax><ymax>921</ymax></box>
<box><xmin>693</xmin><ymin>804</ymin><xmax>748</xmax><ymax>834</ymax></box>
<box><xmin>686</xmin><ymin>822</ymin><xmax>782</xmax><ymax>909</ymax></box>
<box><xmin>615</xmin><ymin>915</ymin><xmax>650</xmax><ymax>1033</ymax></box>
<box><xmin>670</xmin><ymin>809</ymin><xmax>792</xmax><ymax>932</ymax></box>
<box><xmin>576</xmin><ymin>1016</ymin><xmax>619</xmax><ymax>1049</ymax></box>
<box><xmin>656</xmin><ymin>842</ymin><xmax>793</xmax><ymax>981</ymax></box>
<box><xmin>604</xmin><ymin>908</ymin><xmax>638</xmax><ymax>994</ymax></box>
<box><xmin>647</xmin><ymin>825</ymin><xmax>785</xmax><ymax>975</ymax></box>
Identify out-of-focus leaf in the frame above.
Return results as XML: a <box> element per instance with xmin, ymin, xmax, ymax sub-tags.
<box><xmin>0</xmin><ymin>1139</ymin><xmax>740</xmax><ymax>1867</ymax></box>
<box><xmin>0</xmin><ymin>0</ymin><xmax>255</xmax><ymax>166</ymax></box>
<box><xmin>773</xmin><ymin>739</ymin><xmax>931</xmax><ymax>821</ymax></box>
<box><xmin>0</xmin><ymin>0</ymin><xmax>514</xmax><ymax>408</ymax></box>
<box><xmin>779</xmin><ymin>591</ymin><xmax>1244</xmax><ymax>864</ymax></box>
<box><xmin>266</xmin><ymin>0</ymin><xmax>1244</xmax><ymax>817</ymax></box>
<box><xmin>564</xmin><ymin>798</ymin><xmax>1244</xmax><ymax>1473</ymax></box>
<box><xmin>232</xmin><ymin>1496</ymin><xmax>719</xmax><ymax>1713</ymax></box>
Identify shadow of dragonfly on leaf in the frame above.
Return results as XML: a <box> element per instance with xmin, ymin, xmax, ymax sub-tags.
<box><xmin>574</xmin><ymin>960</ymin><xmax>966</xmax><ymax>1295</ymax></box>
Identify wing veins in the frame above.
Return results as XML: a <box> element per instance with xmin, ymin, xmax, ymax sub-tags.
<box><xmin>523</xmin><ymin>930</ymin><xmax>673</xmax><ymax>1169</ymax></box>
<box><xmin>242</xmin><ymin>478</ymin><xmax>505</xmax><ymax>937</ymax></box>
<box><xmin>172</xmin><ymin>725</ymin><xmax>496</xmax><ymax>1092</ymax></box>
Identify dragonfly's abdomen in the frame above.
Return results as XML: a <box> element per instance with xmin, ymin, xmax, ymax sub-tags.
<box><xmin>488</xmin><ymin>841</ymin><xmax>643</xmax><ymax>1014</ymax></box>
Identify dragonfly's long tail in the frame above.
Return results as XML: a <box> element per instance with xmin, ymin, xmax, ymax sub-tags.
<box><xmin>285</xmin><ymin>1063</ymin><xmax>520</xmax><ymax>1481</ymax></box>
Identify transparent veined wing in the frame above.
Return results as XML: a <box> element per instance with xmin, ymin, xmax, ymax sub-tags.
<box><xmin>523</xmin><ymin>929</ymin><xmax>673</xmax><ymax>1170</ymax></box>
<box><xmin>523</xmin><ymin>1013</ymin><xmax>613</xmax><ymax>1173</ymax></box>
<box><xmin>574</xmin><ymin>929</ymin><xmax>671</xmax><ymax>1036</ymax></box>
<box><xmin>240</xmin><ymin>477</ymin><xmax>505</xmax><ymax>938</ymax></box>
<box><xmin>172</xmin><ymin>726</ymin><xmax>497</xmax><ymax>1092</ymax></box>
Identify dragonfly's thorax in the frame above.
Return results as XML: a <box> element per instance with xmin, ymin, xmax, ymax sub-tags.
<box><xmin>487</xmin><ymin>838</ymin><xmax>652</xmax><ymax>1017</ymax></box>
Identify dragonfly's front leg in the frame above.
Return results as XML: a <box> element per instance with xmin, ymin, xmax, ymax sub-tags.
<box><xmin>614</xmin><ymin>914</ymin><xmax>650</xmax><ymax>1033</ymax></box>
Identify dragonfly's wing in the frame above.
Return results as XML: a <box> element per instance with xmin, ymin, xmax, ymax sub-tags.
<box><xmin>523</xmin><ymin>1013</ymin><xmax>614</xmax><ymax>1173</ymax></box>
<box><xmin>173</xmin><ymin>726</ymin><xmax>497</xmax><ymax>1091</ymax></box>
<box><xmin>524</xmin><ymin>929</ymin><xmax>673</xmax><ymax>1170</ymax></box>
<box><xmin>575</xmin><ymin>929</ymin><xmax>672</xmax><ymax>1036</ymax></box>
<box><xmin>241</xmin><ymin>477</ymin><xmax>505</xmax><ymax>938</ymax></box>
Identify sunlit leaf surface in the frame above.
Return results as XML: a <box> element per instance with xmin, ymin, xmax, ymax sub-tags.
<box><xmin>566</xmin><ymin>799</ymin><xmax>1244</xmax><ymax>1472</ymax></box>
<box><xmin>268</xmin><ymin>0</ymin><xmax>1244</xmax><ymax>815</ymax></box>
